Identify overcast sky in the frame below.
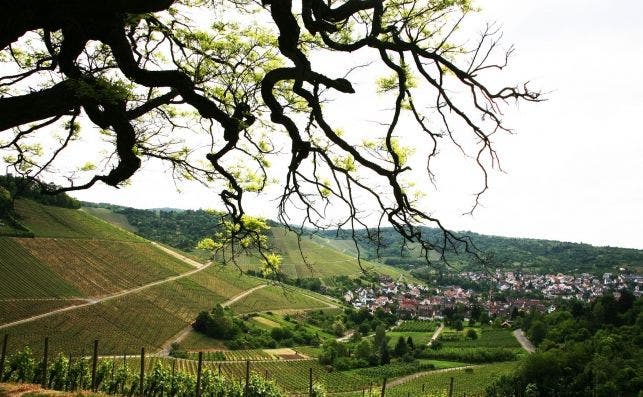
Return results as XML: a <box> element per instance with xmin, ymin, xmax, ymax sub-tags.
<box><xmin>69</xmin><ymin>0</ymin><xmax>643</xmax><ymax>249</ymax></box>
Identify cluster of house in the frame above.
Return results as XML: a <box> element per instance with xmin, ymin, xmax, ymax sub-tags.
<box><xmin>343</xmin><ymin>270</ymin><xmax>643</xmax><ymax>319</ymax></box>
<box><xmin>461</xmin><ymin>270</ymin><xmax>643</xmax><ymax>300</ymax></box>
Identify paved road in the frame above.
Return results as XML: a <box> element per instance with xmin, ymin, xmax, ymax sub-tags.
<box><xmin>513</xmin><ymin>328</ymin><xmax>536</xmax><ymax>353</ymax></box>
<box><xmin>0</xmin><ymin>244</ymin><xmax>213</xmax><ymax>330</ymax></box>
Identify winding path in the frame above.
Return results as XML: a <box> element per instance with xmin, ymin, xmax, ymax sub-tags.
<box><xmin>0</xmin><ymin>244</ymin><xmax>212</xmax><ymax>330</ymax></box>
<box><xmin>386</xmin><ymin>365</ymin><xmax>479</xmax><ymax>388</ymax></box>
<box><xmin>155</xmin><ymin>284</ymin><xmax>268</xmax><ymax>356</ymax></box>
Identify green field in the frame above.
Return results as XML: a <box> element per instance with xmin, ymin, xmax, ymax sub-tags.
<box><xmin>387</xmin><ymin>331</ymin><xmax>434</xmax><ymax>348</ymax></box>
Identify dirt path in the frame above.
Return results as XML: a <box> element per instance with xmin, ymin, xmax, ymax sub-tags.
<box><xmin>0</xmin><ymin>246</ymin><xmax>213</xmax><ymax>330</ymax></box>
<box><xmin>385</xmin><ymin>364</ymin><xmax>478</xmax><ymax>388</ymax></box>
<box><xmin>513</xmin><ymin>328</ymin><xmax>535</xmax><ymax>353</ymax></box>
<box><xmin>427</xmin><ymin>323</ymin><xmax>445</xmax><ymax>346</ymax></box>
<box><xmin>155</xmin><ymin>284</ymin><xmax>268</xmax><ymax>356</ymax></box>
<box><xmin>151</xmin><ymin>242</ymin><xmax>203</xmax><ymax>268</ymax></box>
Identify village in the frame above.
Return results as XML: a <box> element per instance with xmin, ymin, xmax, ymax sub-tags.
<box><xmin>343</xmin><ymin>269</ymin><xmax>643</xmax><ymax>319</ymax></box>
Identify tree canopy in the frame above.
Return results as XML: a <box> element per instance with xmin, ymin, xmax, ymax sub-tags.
<box><xmin>0</xmin><ymin>0</ymin><xmax>539</xmax><ymax>264</ymax></box>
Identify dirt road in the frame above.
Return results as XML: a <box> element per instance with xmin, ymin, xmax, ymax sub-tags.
<box><xmin>428</xmin><ymin>323</ymin><xmax>445</xmax><ymax>346</ymax></box>
<box><xmin>513</xmin><ymin>328</ymin><xmax>536</xmax><ymax>353</ymax></box>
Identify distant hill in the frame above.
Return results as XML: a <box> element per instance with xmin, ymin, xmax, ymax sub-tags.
<box><xmin>83</xmin><ymin>202</ymin><xmax>417</xmax><ymax>281</ymax></box>
<box><xmin>315</xmin><ymin>227</ymin><xmax>643</xmax><ymax>275</ymax></box>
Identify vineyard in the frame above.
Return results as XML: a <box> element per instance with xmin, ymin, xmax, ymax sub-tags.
<box><xmin>395</xmin><ymin>320</ymin><xmax>438</xmax><ymax>333</ymax></box>
<box><xmin>356</xmin><ymin>361</ymin><xmax>520</xmax><ymax>397</ymax></box>
<box><xmin>15</xmin><ymin>238</ymin><xmax>195</xmax><ymax>296</ymax></box>
<box><xmin>233</xmin><ymin>228</ymin><xmax>413</xmax><ymax>280</ymax></box>
<box><xmin>439</xmin><ymin>328</ymin><xmax>522</xmax><ymax>349</ymax></box>
<box><xmin>0</xmin><ymin>237</ymin><xmax>79</xmax><ymax>299</ymax></box>
<box><xmin>13</xmin><ymin>199</ymin><xmax>143</xmax><ymax>241</ymax></box>
<box><xmin>228</xmin><ymin>285</ymin><xmax>335</xmax><ymax>314</ymax></box>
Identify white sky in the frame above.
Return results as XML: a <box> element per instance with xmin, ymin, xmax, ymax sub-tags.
<box><xmin>67</xmin><ymin>0</ymin><xmax>643</xmax><ymax>249</ymax></box>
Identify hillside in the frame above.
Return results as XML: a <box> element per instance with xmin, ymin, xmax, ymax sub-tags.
<box><xmin>84</xmin><ymin>203</ymin><xmax>418</xmax><ymax>281</ymax></box>
<box><xmin>0</xmin><ymin>199</ymin><xmax>336</xmax><ymax>355</ymax></box>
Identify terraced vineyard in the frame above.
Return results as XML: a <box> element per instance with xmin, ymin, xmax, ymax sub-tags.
<box><xmin>14</xmin><ymin>199</ymin><xmax>143</xmax><ymax>240</ymax></box>
<box><xmin>228</xmin><ymin>285</ymin><xmax>334</xmax><ymax>314</ymax></box>
<box><xmin>234</xmin><ymin>228</ymin><xmax>417</xmax><ymax>280</ymax></box>
<box><xmin>1</xmin><ymin>265</ymin><xmax>262</xmax><ymax>355</ymax></box>
<box><xmin>16</xmin><ymin>238</ymin><xmax>195</xmax><ymax>295</ymax></box>
<box><xmin>171</xmin><ymin>358</ymin><xmax>372</xmax><ymax>393</ymax></box>
<box><xmin>356</xmin><ymin>361</ymin><xmax>520</xmax><ymax>397</ymax></box>
<box><xmin>0</xmin><ymin>237</ymin><xmax>79</xmax><ymax>299</ymax></box>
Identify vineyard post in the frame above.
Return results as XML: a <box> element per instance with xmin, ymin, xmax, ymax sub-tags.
<box><xmin>0</xmin><ymin>334</ymin><xmax>7</xmax><ymax>381</ymax></box>
<box><xmin>380</xmin><ymin>377</ymin><xmax>387</xmax><ymax>397</ymax></box>
<box><xmin>308</xmin><ymin>367</ymin><xmax>313</xmax><ymax>397</ymax></box>
<box><xmin>195</xmin><ymin>352</ymin><xmax>203</xmax><ymax>397</ymax></box>
<box><xmin>244</xmin><ymin>360</ymin><xmax>250</xmax><ymax>397</ymax></box>
<box><xmin>369</xmin><ymin>382</ymin><xmax>373</xmax><ymax>397</ymax></box>
<box><xmin>139</xmin><ymin>347</ymin><xmax>145</xmax><ymax>397</ymax></box>
<box><xmin>91</xmin><ymin>339</ymin><xmax>99</xmax><ymax>391</ymax></box>
<box><xmin>41</xmin><ymin>337</ymin><xmax>49</xmax><ymax>388</ymax></box>
<box><xmin>362</xmin><ymin>388</ymin><xmax>365</xmax><ymax>397</ymax></box>
<box><xmin>121</xmin><ymin>352</ymin><xmax>126</xmax><ymax>395</ymax></box>
<box><xmin>171</xmin><ymin>358</ymin><xmax>176</xmax><ymax>396</ymax></box>
<box><xmin>422</xmin><ymin>384</ymin><xmax>425</xmax><ymax>393</ymax></box>
<box><xmin>448</xmin><ymin>377</ymin><xmax>454</xmax><ymax>397</ymax></box>
<box><xmin>111</xmin><ymin>355</ymin><xmax>115</xmax><ymax>382</ymax></box>
<box><xmin>66</xmin><ymin>354</ymin><xmax>72</xmax><ymax>391</ymax></box>
<box><xmin>218</xmin><ymin>363</ymin><xmax>221</xmax><ymax>376</ymax></box>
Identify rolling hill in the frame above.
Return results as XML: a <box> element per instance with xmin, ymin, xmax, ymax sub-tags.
<box><xmin>0</xmin><ymin>199</ymin><xmax>342</xmax><ymax>355</ymax></box>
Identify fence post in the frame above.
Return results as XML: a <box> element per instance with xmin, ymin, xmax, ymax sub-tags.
<box><xmin>170</xmin><ymin>359</ymin><xmax>176</xmax><ymax>397</ymax></box>
<box><xmin>66</xmin><ymin>354</ymin><xmax>73</xmax><ymax>391</ymax></box>
<box><xmin>308</xmin><ymin>367</ymin><xmax>313</xmax><ymax>397</ymax></box>
<box><xmin>41</xmin><ymin>337</ymin><xmax>49</xmax><ymax>388</ymax></box>
<box><xmin>139</xmin><ymin>347</ymin><xmax>145</xmax><ymax>397</ymax></box>
<box><xmin>448</xmin><ymin>377</ymin><xmax>454</xmax><ymax>397</ymax></box>
<box><xmin>0</xmin><ymin>334</ymin><xmax>7</xmax><ymax>381</ymax></box>
<box><xmin>244</xmin><ymin>360</ymin><xmax>250</xmax><ymax>397</ymax></box>
<box><xmin>195</xmin><ymin>352</ymin><xmax>203</xmax><ymax>397</ymax></box>
<box><xmin>91</xmin><ymin>339</ymin><xmax>99</xmax><ymax>391</ymax></box>
<box><xmin>380</xmin><ymin>377</ymin><xmax>387</xmax><ymax>397</ymax></box>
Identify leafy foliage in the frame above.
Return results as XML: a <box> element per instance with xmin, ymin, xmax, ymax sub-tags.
<box><xmin>488</xmin><ymin>293</ymin><xmax>643</xmax><ymax>396</ymax></box>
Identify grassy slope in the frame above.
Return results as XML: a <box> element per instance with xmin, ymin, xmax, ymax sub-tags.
<box><xmin>80</xmin><ymin>207</ymin><xmax>138</xmax><ymax>233</ymax></box>
<box><xmin>234</xmin><ymin>228</ymin><xmax>419</xmax><ymax>281</ymax></box>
